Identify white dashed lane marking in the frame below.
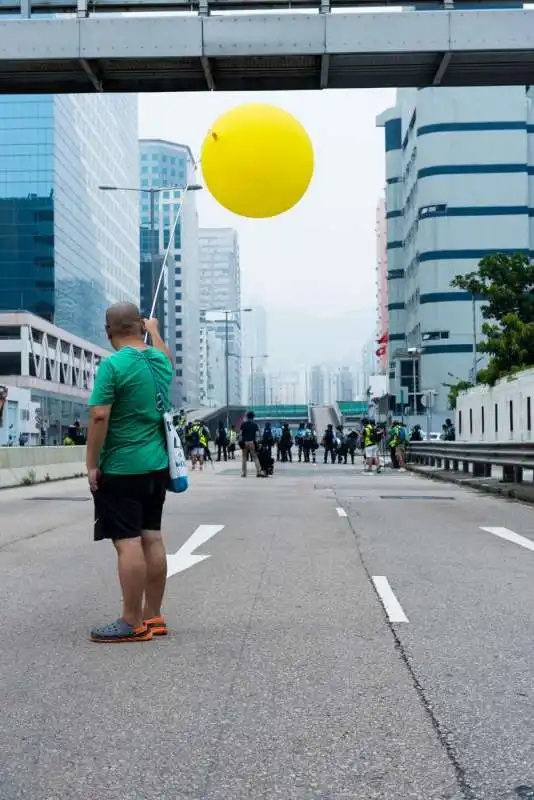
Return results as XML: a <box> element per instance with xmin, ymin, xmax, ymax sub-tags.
<box><xmin>372</xmin><ymin>576</ymin><xmax>409</xmax><ymax>623</ymax></box>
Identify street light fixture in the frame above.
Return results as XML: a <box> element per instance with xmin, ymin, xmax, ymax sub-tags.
<box><xmin>206</xmin><ymin>308</ymin><xmax>253</xmax><ymax>428</ymax></box>
<box><xmin>98</xmin><ymin>183</ymin><xmax>202</xmax><ymax>319</ymax></box>
<box><xmin>243</xmin><ymin>353</ymin><xmax>269</xmax><ymax>406</ymax></box>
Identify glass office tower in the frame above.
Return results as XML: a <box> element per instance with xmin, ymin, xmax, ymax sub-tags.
<box><xmin>0</xmin><ymin>94</ymin><xmax>139</xmax><ymax>349</ymax></box>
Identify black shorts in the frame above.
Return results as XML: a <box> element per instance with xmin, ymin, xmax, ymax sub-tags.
<box><xmin>93</xmin><ymin>469</ymin><xmax>167</xmax><ymax>542</ymax></box>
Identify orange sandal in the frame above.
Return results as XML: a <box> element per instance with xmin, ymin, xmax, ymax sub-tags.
<box><xmin>144</xmin><ymin>616</ymin><xmax>168</xmax><ymax>636</ymax></box>
<box><xmin>91</xmin><ymin>619</ymin><xmax>152</xmax><ymax>643</ymax></box>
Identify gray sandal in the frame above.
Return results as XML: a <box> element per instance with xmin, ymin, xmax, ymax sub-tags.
<box><xmin>90</xmin><ymin>618</ymin><xmax>152</xmax><ymax>643</ymax></box>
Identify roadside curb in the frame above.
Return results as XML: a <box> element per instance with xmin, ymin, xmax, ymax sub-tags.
<box><xmin>407</xmin><ymin>464</ymin><xmax>534</xmax><ymax>505</ymax></box>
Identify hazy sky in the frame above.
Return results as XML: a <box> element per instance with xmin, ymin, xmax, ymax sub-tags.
<box><xmin>139</xmin><ymin>88</ymin><xmax>395</xmax><ymax>368</ymax></box>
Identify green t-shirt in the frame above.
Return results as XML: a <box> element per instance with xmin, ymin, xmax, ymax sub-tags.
<box><xmin>89</xmin><ymin>346</ymin><xmax>172</xmax><ymax>475</ymax></box>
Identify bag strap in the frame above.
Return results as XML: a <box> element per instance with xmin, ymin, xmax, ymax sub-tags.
<box><xmin>139</xmin><ymin>350</ymin><xmax>170</xmax><ymax>415</ymax></box>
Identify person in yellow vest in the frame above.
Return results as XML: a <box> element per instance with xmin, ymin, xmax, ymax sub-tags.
<box><xmin>63</xmin><ymin>425</ymin><xmax>77</xmax><ymax>446</ymax></box>
<box><xmin>362</xmin><ymin>418</ymin><xmax>382</xmax><ymax>474</ymax></box>
<box><xmin>187</xmin><ymin>421</ymin><xmax>207</xmax><ymax>471</ymax></box>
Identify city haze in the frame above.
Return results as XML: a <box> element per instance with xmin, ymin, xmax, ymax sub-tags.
<box><xmin>139</xmin><ymin>88</ymin><xmax>394</xmax><ymax>369</ymax></box>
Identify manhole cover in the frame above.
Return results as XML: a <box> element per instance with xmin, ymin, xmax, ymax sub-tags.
<box><xmin>380</xmin><ymin>495</ymin><xmax>454</xmax><ymax>501</ymax></box>
<box><xmin>27</xmin><ymin>497</ymin><xmax>90</xmax><ymax>502</ymax></box>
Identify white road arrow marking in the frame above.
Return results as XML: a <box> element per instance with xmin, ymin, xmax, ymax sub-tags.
<box><xmin>166</xmin><ymin>524</ymin><xmax>225</xmax><ymax>577</ymax></box>
<box><xmin>480</xmin><ymin>526</ymin><xmax>534</xmax><ymax>553</ymax></box>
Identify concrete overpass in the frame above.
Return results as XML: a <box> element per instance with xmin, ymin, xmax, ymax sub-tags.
<box><xmin>0</xmin><ymin>8</ymin><xmax>532</xmax><ymax>92</ymax></box>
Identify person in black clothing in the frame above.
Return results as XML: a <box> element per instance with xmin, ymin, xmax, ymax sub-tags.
<box><xmin>346</xmin><ymin>430</ymin><xmax>358</xmax><ymax>464</ymax></box>
<box><xmin>216</xmin><ymin>421</ymin><xmax>228</xmax><ymax>462</ymax></box>
<box><xmin>302</xmin><ymin>422</ymin><xmax>317</xmax><ymax>463</ymax></box>
<box><xmin>296</xmin><ymin>422</ymin><xmax>306</xmax><ymax>462</ymax></box>
<box><xmin>239</xmin><ymin>411</ymin><xmax>264</xmax><ymax>478</ymax></box>
<box><xmin>335</xmin><ymin>425</ymin><xmax>347</xmax><ymax>464</ymax></box>
<box><xmin>444</xmin><ymin>418</ymin><xmax>456</xmax><ymax>441</ymax></box>
<box><xmin>323</xmin><ymin>424</ymin><xmax>336</xmax><ymax>464</ymax></box>
<box><xmin>262</xmin><ymin>422</ymin><xmax>274</xmax><ymax>459</ymax></box>
<box><xmin>202</xmin><ymin>423</ymin><xmax>212</xmax><ymax>464</ymax></box>
<box><xmin>280</xmin><ymin>423</ymin><xmax>293</xmax><ymax>463</ymax></box>
<box><xmin>257</xmin><ymin>442</ymin><xmax>274</xmax><ymax>476</ymax></box>
<box><xmin>410</xmin><ymin>424</ymin><xmax>423</xmax><ymax>442</ymax></box>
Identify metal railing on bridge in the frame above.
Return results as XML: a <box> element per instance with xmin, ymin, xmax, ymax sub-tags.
<box><xmin>0</xmin><ymin>6</ymin><xmax>531</xmax><ymax>94</ymax></box>
<box><xmin>0</xmin><ymin>0</ymin><xmax>515</xmax><ymax>14</ymax></box>
<box><xmin>250</xmin><ymin>405</ymin><xmax>310</xmax><ymax>420</ymax></box>
<box><xmin>338</xmin><ymin>401</ymin><xmax>368</xmax><ymax>417</ymax></box>
<box><xmin>408</xmin><ymin>441</ymin><xmax>534</xmax><ymax>485</ymax></box>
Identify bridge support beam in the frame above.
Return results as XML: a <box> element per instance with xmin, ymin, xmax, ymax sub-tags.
<box><xmin>201</xmin><ymin>55</ymin><xmax>215</xmax><ymax>90</ymax></box>
<box><xmin>79</xmin><ymin>58</ymin><xmax>103</xmax><ymax>92</ymax></box>
<box><xmin>433</xmin><ymin>51</ymin><xmax>452</xmax><ymax>86</ymax></box>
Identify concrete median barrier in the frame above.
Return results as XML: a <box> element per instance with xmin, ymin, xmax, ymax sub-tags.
<box><xmin>0</xmin><ymin>446</ymin><xmax>86</xmax><ymax>488</ymax></box>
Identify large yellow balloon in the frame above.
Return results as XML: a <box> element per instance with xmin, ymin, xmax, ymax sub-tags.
<box><xmin>201</xmin><ymin>103</ymin><xmax>314</xmax><ymax>219</ymax></box>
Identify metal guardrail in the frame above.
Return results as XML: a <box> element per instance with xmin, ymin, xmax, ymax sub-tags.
<box><xmin>408</xmin><ymin>441</ymin><xmax>534</xmax><ymax>484</ymax></box>
<box><xmin>0</xmin><ymin>0</ymin><xmax>513</xmax><ymax>14</ymax></box>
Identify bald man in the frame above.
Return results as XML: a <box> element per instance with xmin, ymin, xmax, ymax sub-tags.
<box><xmin>87</xmin><ymin>303</ymin><xmax>173</xmax><ymax>643</ymax></box>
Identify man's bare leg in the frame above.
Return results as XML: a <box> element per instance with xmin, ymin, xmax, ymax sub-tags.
<box><xmin>142</xmin><ymin>531</ymin><xmax>167</xmax><ymax>620</ymax></box>
<box><xmin>114</xmin><ymin>538</ymin><xmax>146</xmax><ymax>627</ymax></box>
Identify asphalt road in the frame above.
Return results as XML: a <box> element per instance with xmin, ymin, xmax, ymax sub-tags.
<box><xmin>1</xmin><ymin>456</ymin><xmax>533</xmax><ymax>799</ymax></box>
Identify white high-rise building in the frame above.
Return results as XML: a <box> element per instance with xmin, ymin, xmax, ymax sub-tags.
<box><xmin>336</xmin><ymin>367</ymin><xmax>355</xmax><ymax>402</ymax></box>
<box><xmin>377</xmin><ymin>86</ymin><xmax>534</xmax><ymax>419</ymax></box>
<box><xmin>248</xmin><ymin>368</ymin><xmax>268</xmax><ymax>407</ymax></box>
<box><xmin>139</xmin><ymin>140</ymin><xmax>200</xmax><ymax>407</ymax></box>
<box><xmin>269</xmin><ymin>371</ymin><xmax>300</xmax><ymax>405</ymax></box>
<box><xmin>243</xmin><ymin>306</ymin><xmax>268</xmax><ymax>361</ymax></box>
<box><xmin>243</xmin><ymin>305</ymin><xmax>268</xmax><ymax>405</ymax></box>
<box><xmin>199</xmin><ymin>316</ymin><xmax>226</xmax><ymax>408</ymax></box>
<box><xmin>310</xmin><ymin>365</ymin><xmax>325</xmax><ymax>406</ymax></box>
<box><xmin>199</xmin><ymin>228</ymin><xmax>242</xmax><ymax>405</ymax></box>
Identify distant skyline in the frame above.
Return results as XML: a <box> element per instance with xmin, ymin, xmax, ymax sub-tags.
<box><xmin>139</xmin><ymin>88</ymin><xmax>394</xmax><ymax>371</ymax></box>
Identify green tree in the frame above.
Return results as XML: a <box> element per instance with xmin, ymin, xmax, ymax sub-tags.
<box><xmin>447</xmin><ymin>380</ymin><xmax>473</xmax><ymax>411</ymax></box>
<box><xmin>451</xmin><ymin>252</ymin><xmax>534</xmax><ymax>385</ymax></box>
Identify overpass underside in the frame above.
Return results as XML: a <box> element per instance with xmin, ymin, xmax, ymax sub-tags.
<box><xmin>0</xmin><ymin>7</ymin><xmax>532</xmax><ymax>92</ymax></box>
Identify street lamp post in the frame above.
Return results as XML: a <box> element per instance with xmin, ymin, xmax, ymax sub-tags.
<box><xmin>149</xmin><ymin>190</ymin><xmax>157</xmax><ymax>317</ymax></box>
<box><xmin>224</xmin><ymin>311</ymin><xmax>230</xmax><ymax>428</ymax></box>
<box><xmin>412</xmin><ymin>358</ymin><xmax>417</xmax><ymax>414</ymax></box>
<box><xmin>471</xmin><ymin>293</ymin><xmax>478</xmax><ymax>385</ymax></box>
<box><xmin>98</xmin><ymin>183</ymin><xmax>202</xmax><ymax>318</ymax></box>
<box><xmin>243</xmin><ymin>353</ymin><xmax>269</xmax><ymax>407</ymax></box>
<box><xmin>206</xmin><ymin>308</ymin><xmax>252</xmax><ymax>428</ymax></box>
<box><xmin>407</xmin><ymin>346</ymin><xmax>423</xmax><ymax>416</ymax></box>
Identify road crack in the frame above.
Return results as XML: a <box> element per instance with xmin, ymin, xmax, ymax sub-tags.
<box><xmin>337</xmin><ymin>493</ymin><xmax>478</xmax><ymax>800</ymax></box>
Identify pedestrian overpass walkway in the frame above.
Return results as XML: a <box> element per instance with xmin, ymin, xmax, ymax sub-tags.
<box><xmin>0</xmin><ymin>5</ymin><xmax>531</xmax><ymax>93</ymax></box>
<box><xmin>251</xmin><ymin>405</ymin><xmax>310</xmax><ymax>422</ymax></box>
<box><xmin>311</xmin><ymin>404</ymin><xmax>340</xmax><ymax>433</ymax></box>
